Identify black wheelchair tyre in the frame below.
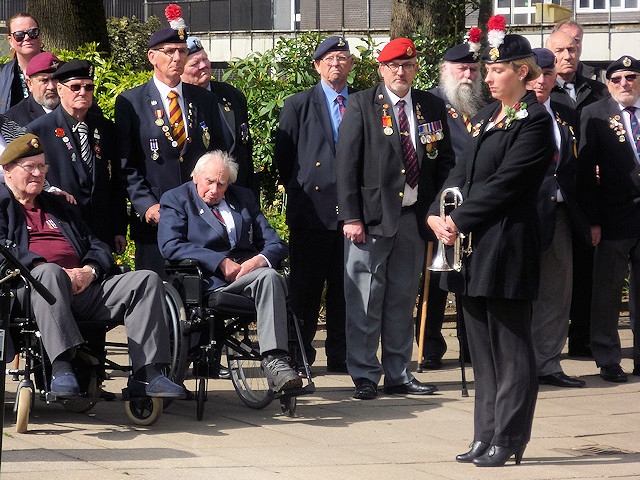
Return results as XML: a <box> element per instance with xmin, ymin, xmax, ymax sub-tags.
<box><xmin>163</xmin><ymin>282</ymin><xmax>190</xmax><ymax>387</ymax></box>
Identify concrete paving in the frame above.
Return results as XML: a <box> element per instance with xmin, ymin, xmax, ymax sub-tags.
<box><xmin>2</xmin><ymin>318</ymin><xmax>639</xmax><ymax>479</ymax></box>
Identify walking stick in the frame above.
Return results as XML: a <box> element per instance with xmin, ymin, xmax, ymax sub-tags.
<box><xmin>416</xmin><ymin>242</ymin><xmax>433</xmax><ymax>373</ymax></box>
<box><xmin>456</xmin><ymin>295</ymin><xmax>469</xmax><ymax>397</ymax></box>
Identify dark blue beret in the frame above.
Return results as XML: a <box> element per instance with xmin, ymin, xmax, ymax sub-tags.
<box><xmin>444</xmin><ymin>44</ymin><xmax>479</xmax><ymax>63</ymax></box>
<box><xmin>606</xmin><ymin>55</ymin><xmax>640</xmax><ymax>79</ymax></box>
<box><xmin>52</xmin><ymin>59</ymin><xmax>94</xmax><ymax>82</ymax></box>
<box><xmin>482</xmin><ymin>34</ymin><xmax>533</xmax><ymax>63</ymax></box>
<box><xmin>148</xmin><ymin>26</ymin><xmax>187</xmax><ymax>49</ymax></box>
<box><xmin>313</xmin><ymin>36</ymin><xmax>350</xmax><ymax>61</ymax></box>
<box><xmin>532</xmin><ymin>48</ymin><xmax>556</xmax><ymax>69</ymax></box>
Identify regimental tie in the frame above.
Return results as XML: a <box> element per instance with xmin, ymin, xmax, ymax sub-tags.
<box><xmin>397</xmin><ymin>99</ymin><xmax>419</xmax><ymax>189</ymax></box>
<box><xmin>462</xmin><ymin>114</ymin><xmax>472</xmax><ymax>133</ymax></box>
<box><xmin>336</xmin><ymin>94</ymin><xmax>346</xmax><ymax>118</ymax></box>
<box><xmin>212</xmin><ymin>206</ymin><xmax>229</xmax><ymax>240</ymax></box>
<box><xmin>74</xmin><ymin>121</ymin><xmax>93</xmax><ymax>175</ymax></box>
<box><xmin>626</xmin><ymin>106</ymin><xmax>640</xmax><ymax>157</ymax></box>
<box><xmin>168</xmin><ymin>90</ymin><xmax>187</xmax><ymax>151</ymax></box>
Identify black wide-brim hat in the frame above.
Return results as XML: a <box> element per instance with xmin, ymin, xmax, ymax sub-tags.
<box><xmin>482</xmin><ymin>34</ymin><xmax>533</xmax><ymax>63</ymax></box>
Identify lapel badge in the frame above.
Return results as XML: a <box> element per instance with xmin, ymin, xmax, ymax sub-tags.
<box><xmin>151</xmin><ymin>100</ymin><xmax>158</xmax><ymax>106</ymax></box>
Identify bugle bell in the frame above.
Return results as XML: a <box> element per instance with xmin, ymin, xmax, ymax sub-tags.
<box><xmin>428</xmin><ymin>187</ymin><xmax>472</xmax><ymax>272</ymax></box>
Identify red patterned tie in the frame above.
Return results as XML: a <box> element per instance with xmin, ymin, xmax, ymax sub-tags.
<box><xmin>168</xmin><ymin>90</ymin><xmax>187</xmax><ymax>151</ymax></box>
<box><xmin>336</xmin><ymin>94</ymin><xmax>346</xmax><ymax>117</ymax></box>
<box><xmin>397</xmin><ymin>100</ymin><xmax>419</xmax><ymax>189</ymax></box>
<box><xmin>212</xmin><ymin>206</ymin><xmax>229</xmax><ymax>240</ymax></box>
<box><xmin>626</xmin><ymin>106</ymin><xmax>640</xmax><ymax>157</ymax></box>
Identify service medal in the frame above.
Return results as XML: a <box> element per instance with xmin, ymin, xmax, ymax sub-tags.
<box><xmin>155</xmin><ymin>118</ymin><xmax>164</xmax><ymax>126</ymax></box>
<box><xmin>384</xmin><ymin>126</ymin><xmax>393</xmax><ymax>136</ymax></box>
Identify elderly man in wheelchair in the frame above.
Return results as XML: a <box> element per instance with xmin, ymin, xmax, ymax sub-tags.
<box><xmin>0</xmin><ymin>133</ymin><xmax>185</xmax><ymax>400</ymax></box>
<box><xmin>158</xmin><ymin>150</ymin><xmax>303</xmax><ymax>394</ymax></box>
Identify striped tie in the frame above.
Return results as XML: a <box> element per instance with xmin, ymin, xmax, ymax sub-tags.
<box><xmin>75</xmin><ymin>121</ymin><xmax>92</xmax><ymax>175</ymax></box>
<box><xmin>626</xmin><ymin>106</ymin><xmax>640</xmax><ymax>158</ymax></box>
<box><xmin>397</xmin><ymin>100</ymin><xmax>419</xmax><ymax>189</ymax></box>
<box><xmin>168</xmin><ymin>90</ymin><xmax>187</xmax><ymax>151</ymax></box>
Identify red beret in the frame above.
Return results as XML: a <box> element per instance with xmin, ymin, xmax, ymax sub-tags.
<box><xmin>377</xmin><ymin>38</ymin><xmax>417</xmax><ymax>63</ymax></box>
<box><xmin>26</xmin><ymin>52</ymin><xmax>62</xmax><ymax>77</ymax></box>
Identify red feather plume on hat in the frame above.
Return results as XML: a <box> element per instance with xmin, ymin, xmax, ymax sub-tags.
<box><xmin>165</xmin><ymin>4</ymin><xmax>187</xmax><ymax>30</ymax></box>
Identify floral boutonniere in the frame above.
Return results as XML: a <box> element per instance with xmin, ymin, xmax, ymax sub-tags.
<box><xmin>503</xmin><ymin>102</ymin><xmax>528</xmax><ymax>128</ymax></box>
<box><xmin>608</xmin><ymin>115</ymin><xmax>626</xmax><ymax>143</ymax></box>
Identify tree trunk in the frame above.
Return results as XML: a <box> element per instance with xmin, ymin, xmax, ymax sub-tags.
<box><xmin>390</xmin><ymin>0</ymin><xmax>468</xmax><ymax>40</ymax></box>
<box><xmin>28</xmin><ymin>0</ymin><xmax>110</xmax><ymax>54</ymax></box>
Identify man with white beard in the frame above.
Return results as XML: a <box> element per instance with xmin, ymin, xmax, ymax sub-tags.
<box><xmin>419</xmin><ymin>40</ymin><xmax>490</xmax><ymax>370</ymax></box>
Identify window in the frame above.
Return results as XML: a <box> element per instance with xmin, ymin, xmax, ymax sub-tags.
<box><xmin>495</xmin><ymin>0</ymin><xmax>560</xmax><ymax>25</ymax></box>
<box><xmin>578</xmin><ymin>0</ymin><xmax>638</xmax><ymax>10</ymax></box>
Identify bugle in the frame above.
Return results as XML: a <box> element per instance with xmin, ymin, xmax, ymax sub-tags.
<box><xmin>428</xmin><ymin>187</ymin><xmax>472</xmax><ymax>272</ymax></box>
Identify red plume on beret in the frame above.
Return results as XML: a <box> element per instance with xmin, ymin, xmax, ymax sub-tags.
<box><xmin>487</xmin><ymin>14</ymin><xmax>507</xmax><ymax>33</ymax></box>
<box><xmin>165</xmin><ymin>4</ymin><xmax>182</xmax><ymax>21</ymax></box>
<box><xmin>468</xmin><ymin>27</ymin><xmax>482</xmax><ymax>44</ymax></box>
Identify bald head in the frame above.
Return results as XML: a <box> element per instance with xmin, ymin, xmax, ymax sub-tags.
<box><xmin>546</xmin><ymin>31</ymin><xmax>579</xmax><ymax>82</ymax></box>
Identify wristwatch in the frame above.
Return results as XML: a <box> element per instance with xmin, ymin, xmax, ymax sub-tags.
<box><xmin>89</xmin><ymin>264</ymin><xmax>100</xmax><ymax>282</ymax></box>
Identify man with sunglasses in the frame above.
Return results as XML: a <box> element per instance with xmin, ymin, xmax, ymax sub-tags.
<box><xmin>578</xmin><ymin>56</ymin><xmax>640</xmax><ymax>383</ymax></box>
<box><xmin>115</xmin><ymin>13</ymin><xmax>226</xmax><ymax>277</ymax></box>
<box><xmin>336</xmin><ymin>38</ymin><xmax>455</xmax><ymax>399</ymax></box>
<box><xmin>26</xmin><ymin>60</ymin><xmax>127</xmax><ymax>254</ymax></box>
<box><xmin>0</xmin><ymin>13</ymin><xmax>43</xmax><ymax>114</ymax></box>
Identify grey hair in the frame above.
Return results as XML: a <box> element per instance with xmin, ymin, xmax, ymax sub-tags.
<box><xmin>191</xmin><ymin>150</ymin><xmax>239</xmax><ymax>184</ymax></box>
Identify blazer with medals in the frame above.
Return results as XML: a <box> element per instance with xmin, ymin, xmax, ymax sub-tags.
<box><xmin>158</xmin><ymin>182</ymin><xmax>288</xmax><ymax>292</ymax></box>
<box><xmin>26</xmin><ymin>106</ymin><xmax>127</xmax><ymax>249</ymax></box>
<box><xmin>336</xmin><ymin>84</ymin><xmax>455</xmax><ymax>239</ymax></box>
<box><xmin>431</xmin><ymin>91</ymin><xmax>555</xmax><ymax>300</ymax></box>
<box><xmin>537</xmin><ymin>101</ymin><xmax>590</xmax><ymax>251</ymax></box>
<box><xmin>579</xmin><ymin>96</ymin><xmax>640</xmax><ymax>241</ymax></box>
<box><xmin>115</xmin><ymin>80</ymin><xmax>226</xmax><ymax>243</ymax></box>
<box><xmin>276</xmin><ymin>82</ymin><xmax>357</xmax><ymax>231</ymax></box>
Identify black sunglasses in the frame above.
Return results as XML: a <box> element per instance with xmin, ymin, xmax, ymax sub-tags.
<box><xmin>62</xmin><ymin>83</ymin><xmax>95</xmax><ymax>92</ymax></box>
<box><xmin>610</xmin><ymin>74</ymin><xmax>638</xmax><ymax>84</ymax></box>
<box><xmin>11</xmin><ymin>27</ymin><xmax>40</xmax><ymax>43</ymax></box>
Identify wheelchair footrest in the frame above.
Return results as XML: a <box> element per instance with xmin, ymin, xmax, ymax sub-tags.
<box><xmin>273</xmin><ymin>382</ymin><xmax>315</xmax><ymax>399</ymax></box>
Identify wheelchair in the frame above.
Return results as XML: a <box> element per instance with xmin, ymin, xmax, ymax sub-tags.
<box><xmin>4</xmin><ymin>268</ymin><xmax>185</xmax><ymax>433</ymax></box>
<box><xmin>164</xmin><ymin>259</ymin><xmax>315</xmax><ymax>420</ymax></box>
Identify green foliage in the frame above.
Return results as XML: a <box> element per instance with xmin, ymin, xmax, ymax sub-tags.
<box><xmin>412</xmin><ymin>28</ymin><xmax>461</xmax><ymax>90</ymax></box>
<box><xmin>106</xmin><ymin>15</ymin><xmax>162</xmax><ymax>73</ymax></box>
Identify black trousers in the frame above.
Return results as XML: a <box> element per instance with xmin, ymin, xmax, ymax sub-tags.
<box><xmin>289</xmin><ymin>228</ymin><xmax>346</xmax><ymax>365</ymax></box>
<box><xmin>463</xmin><ymin>295</ymin><xmax>538</xmax><ymax>448</ymax></box>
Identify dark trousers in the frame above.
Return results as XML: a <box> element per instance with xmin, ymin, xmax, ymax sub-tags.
<box><xmin>463</xmin><ymin>295</ymin><xmax>538</xmax><ymax>448</ymax></box>
<box><xmin>569</xmin><ymin>243</ymin><xmax>593</xmax><ymax>352</ymax></box>
<box><xmin>289</xmin><ymin>228</ymin><xmax>346</xmax><ymax>365</ymax></box>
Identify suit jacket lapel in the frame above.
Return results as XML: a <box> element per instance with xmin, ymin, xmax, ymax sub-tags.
<box><xmin>190</xmin><ymin>183</ymin><xmax>229</xmax><ymax>243</ymax></box>
<box><xmin>412</xmin><ymin>88</ymin><xmax>425</xmax><ymax>167</ymax></box>
<box><xmin>605</xmin><ymin>97</ymin><xmax>637</xmax><ymax>159</ymax></box>
<box><xmin>376</xmin><ymin>84</ymin><xmax>404</xmax><ymax>161</ymax></box>
<box><xmin>53</xmin><ymin>108</ymin><xmax>89</xmax><ymax>185</ymax></box>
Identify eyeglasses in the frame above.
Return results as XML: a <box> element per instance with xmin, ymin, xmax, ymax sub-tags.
<box><xmin>383</xmin><ymin>62</ymin><xmax>417</xmax><ymax>73</ymax></box>
<box><xmin>321</xmin><ymin>55</ymin><xmax>351</xmax><ymax>65</ymax></box>
<box><xmin>610</xmin><ymin>74</ymin><xmax>638</xmax><ymax>84</ymax></box>
<box><xmin>61</xmin><ymin>83</ymin><xmax>95</xmax><ymax>92</ymax></box>
<box><xmin>10</xmin><ymin>28</ymin><xmax>40</xmax><ymax>43</ymax></box>
<box><xmin>14</xmin><ymin>162</ymin><xmax>49</xmax><ymax>174</ymax></box>
<box><xmin>153</xmin><ymin>46</ymin><xmax>189</xmax><ymax>58</ymax></box>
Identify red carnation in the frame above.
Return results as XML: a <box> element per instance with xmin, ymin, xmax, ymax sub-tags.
<box><xmin>55</xmin><ymin>128</ymin><xmax>65</xmax><ymax>137</ymax></box>
<box><xmin>165</xmin><ymin>4</ymin><xmax>182</xmax><ymax>22</ymax></box>
<box><xmin>487</xmin><ymin>14</ymin><xmax>507</xmax><ymax>32</ymax></box>
<box><xmin>469</xmin><ymin>27</ymin><xmax>482</xmax><ymax>44</ymax></box>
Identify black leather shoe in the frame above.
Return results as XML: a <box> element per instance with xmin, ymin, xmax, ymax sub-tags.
<box><xmin>633</xmin><ymin>365</ymin><xmax>640</xmax><ymax>376</ymax></box>
<box><xmin>538</xmin><ymin>371</ymin><xmax>585</xmax><ymax>388</ymax></box>
<box><xmin>420</xmin><ymin>354</ymin><xmax>442</xmax><ymax>370</ymax></box>
<box><xmin>326</xmin><ymin>360</ymin><xmax>348</xmax><ymax>373</ymax></box>
<box><xmin>600</xmin><ymin>363</ymin><xmax>627</xmax><ymax>383</ymax></box>
<box><xmin>353</xmin><ymin>378</ymin><xmax>377</xmax><ymax>400</ymax></box>
<box><xmin>456</xmin><ymin>441</ymin><xmax>490</xmax><ymax>463</ymax></box>
<box><xmin>473</xmin><ymin>445</ymin><xmax>525</xmax><ymax>467</ymax></box>
<box><xmin>383</xmin><ymin>378</ymin><xmax>437</xmax><ymax>395</ymax></box>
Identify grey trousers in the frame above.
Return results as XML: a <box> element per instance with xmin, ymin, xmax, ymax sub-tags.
<box><xmin>22</xmin><ymin>263</ymin><xmax>171</xmax><ymax>372</ymax></box>
<box><xmin>344</xmin><ymin>212</ymin><xmax>424</xmax><ymax>386</ymax></box>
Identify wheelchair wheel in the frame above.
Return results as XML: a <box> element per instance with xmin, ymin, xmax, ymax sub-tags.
<box><xmin>15</xmin><ymin>386</ymin><xmax>33</xmax><ymax>433</ymax></box>
<box><xmin>124</xmin><ymin>397</ymin><xmax>163</xmax><ymax>426</ymax></box>
<box><xmin>227</xmin><ymin>325</ymin><xmax>274</xmax><ymax>409</ymax></box>
<box><xmin>162</xmin><ymin>282</ymin><xmax>190</xmax><ymax>409</ymax></box>
<box><xmin>196</xmin><ymin>377</ymin><xmax>206</xmax><ymax>421</ymax></box>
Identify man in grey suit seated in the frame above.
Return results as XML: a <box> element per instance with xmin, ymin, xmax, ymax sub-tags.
<box><xmin>157</xmin><ymin>150</ymin><xmax>302</xmax><ymax>393</ymax></box>
<box><xmin>0</xmin><ymin>134</ymin><xmax>185</xmax><ymax>399</ymax></box>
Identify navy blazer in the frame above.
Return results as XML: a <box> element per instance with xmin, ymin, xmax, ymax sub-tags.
<box><xmin>115</xmin><ymin>80</ymin><xmax>227</xmax><ymax>243</ymax></box>
<box><xmin>431</xmin><ymin>91</ymin><xmax>555</xmax><ymax>300</ymax></box>
<box><xmin>275</xmin><ymin>82</ymin><xmax>356</xmax><ymax>231</ymax></box>
<box><xmin>4</xmin><ymin>94</ymin><xmax>46</xmax><ymax>126</ymax></box>
<box><xmin>26</xmin><ymin>107</ymin><xmax>127</xmax><ymax>249</ymax></box>
<box><xmin>336</xmin><ymin>84</ymin><xmax>455</xmax><ymax>239</ymax></box>
<box><xmin>0</xmin><ymin>185</ymin><xmax>115</xmax><ymax>274</ymax></box>
<box><xmin>579</xmin><ymin>96</ymin><xmax>640</xmax><ymax>240</ymax></box>
<box><xmin>158</xmin><ymin>182</ymin><xmax>288</xmax><ymax>292</ymax></box>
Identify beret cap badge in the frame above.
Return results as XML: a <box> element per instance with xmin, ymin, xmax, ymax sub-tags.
<box><xmin>29</xmin><ymin>138</ymin><xmax>40</xmax><ymax>150</ymax></box>
<box><xmin>624</xmin><ymin>56</ymin><xmax>632</xmax><ymax>67</ymax></box>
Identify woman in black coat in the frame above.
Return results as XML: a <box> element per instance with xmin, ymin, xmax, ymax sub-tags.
<box><xmin>427</xmin><ymin>21</ymin><xmax>554</xmax><ymax>467</ymax></box>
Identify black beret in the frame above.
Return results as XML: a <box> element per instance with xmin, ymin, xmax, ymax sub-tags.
<box><xmin>52</xmin><ymin>59</ymin><xmax>94</xmax><ymax>82</ymax></box>
<box><xmin>313</xmin><ymin>36</ymin><xmax>350</xmax><ymax>61</ymax></box>
<box><xmin>606</xmin><ymin>55</ymin><xmax>640</xmax><ymax>79</ymax></box>
<box><xmin>0</xmin><ymin>134</ymin><xmax>44</xmax><ymax>166</ymax></box>
<box><xmin>482</xmin><ymin>34</ymin><xmax>533</xmax><ymax>64</ymax></box>
<box><xmin>148</xmin><ymin>26</ymin><xmax>187</xmax><ymax>49</ymax></box>
<box><xmin>532</xmin><ymin>48</ymin><xmax>556</xmax><ymax>70</ymax></box>
<box><xmin>444</xmin><ymin>44</ymin><xmax>479</xmax><ymax>64</ymax></box>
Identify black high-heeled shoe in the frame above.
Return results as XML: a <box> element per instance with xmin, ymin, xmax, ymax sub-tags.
<box><xmin>455</xmin><ymin>441</ymin><xmax>490</xmax><ymax>463</ymax></box>
<box><xmin>472</xmin><ymin>444</ymin><xmax>526</xmax><ymax>467</ymax></box>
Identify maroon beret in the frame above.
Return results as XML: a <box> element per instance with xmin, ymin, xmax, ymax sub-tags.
<box><xmin>377</xmin><ymin>38</ymin><xmax>417</xmax><ymax>63</ymax></box>
<box><xmin>26</xmin><ymin>52</ymin><xmax>62</xmax><ymax>77</ymax></box>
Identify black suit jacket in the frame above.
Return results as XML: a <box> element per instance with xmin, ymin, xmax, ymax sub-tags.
<box><xmin>275</xmin><ymin>82</ymin><xmax>356</xmax><ymax>231</ymax></box>
<box><xmin>115</xmin><ymin>79</ymin><xmax>227</xmax><ymax>243</ymax></box>
<box><xmin>26</xmin><ymin>107</ymin><xmax>127</xmax><ymax>249</ymax></box>
<box><xmin>579</xmin><ymin>96</ymin><xmax>640</xmax><ymax>240</ymax></box>
<box><xmin>537</xmin><ymin>101</ymin><xmax>590</xmax><ymax>251</ymax></box>
<box><xmin>431</xmin><ymin>91</ymin><xmax>555</xmax><ymax>300</ymax></box>
<box><xmin>210</xmin><ymin>81</ymin><xmax>253</xmax><ymax>190</ymax></box>
<box><xmin>4</xmin><ymin>94</ymin><xmax>47</xmax><ymax>127</ymax></box>
<box><xmin>336</xmin><ymin>84</ymin><xmax>455</xmax><ymax>240</ymax></box>
<box><xmin>550</xmin><ymin>73</ymin><xmax>609</xmax><ymax>114</ymax></box>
